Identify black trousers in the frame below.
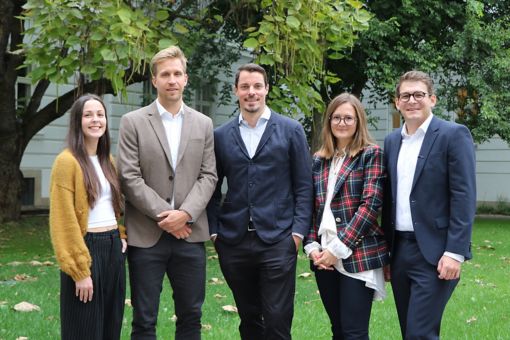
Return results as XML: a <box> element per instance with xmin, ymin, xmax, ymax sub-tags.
<box><xmin>60</xmin><ymin>229</ymin><xmax>126</xmax><ymax>340</ymax></box>
<box><xmin>128</xmin><ymin>232</ymin><xmax>206</xmax><ymax>340</ymax></box>
<box><xmin>391</xmin><ymin>233</ymin><xmax>458</xmax><ymax>340</ymax></box>
<box><xmin>315</xmin><ymin>269</ymin><xmax>374</xmax><ymax>340</ymax></box>
<box><xmin>216</xmin><ymin>232</ymin><xmax>298</xmax><ymax>340</ymax></box>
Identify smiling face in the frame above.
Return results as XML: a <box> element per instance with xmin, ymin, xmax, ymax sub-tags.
<box><xmin>235</xmin><ymin>70</ymin><xmax>269</xmax><ymax>117</ymax></box>
<box><xmin>396</xmin><ymin>80</ymin><xmax>437</xmax><ymax>133</ymax></box>
<box><xmin>81</xmin><ymin>99</ymin><xmax>107</xmax><ymax>143</ymax></box>
<box><xmin>330</xmin><ymin>102</ymin><xmax>358</xmax><ymax>149</ymax></box>
<box><xmin>152</xmin><ymin>57</ymin><xmax>188</xmax><ymax>108</ymax></box>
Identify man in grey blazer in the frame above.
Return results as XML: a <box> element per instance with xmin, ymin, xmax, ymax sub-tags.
<box><xmin>118</xmin><ymin>46</ymin><xmax>217</xmax><ymax>340</ymax></box>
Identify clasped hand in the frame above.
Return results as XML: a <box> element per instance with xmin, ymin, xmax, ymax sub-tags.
<box><xmin>309</xmin><ymin>249</ymin><xmax>337</xmax><ymax>271</ymax></box>
<box><xmin>157</xmin><ymin>210</ymin><xmax>192</xmax><ymax>239</ymax></box>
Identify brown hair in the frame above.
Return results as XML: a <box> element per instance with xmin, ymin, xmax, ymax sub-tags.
<box><xmin>151</xmin><ymin>45</ymin><xmax>187</xmax><ymax>76</ymax></box>
<box><xmin>395</xmin><ymin>70</ymin><xmax>435</xmax><ymax>97</ymax></box>
<box><xmin>316</xmin><ymin>93</ymin><xmax>374</xmax><ymax>159</ymax></box>
<box><xmin>235</xmin><ymin>63</ymin><xmax>268</xmax><ymax>87</ymax></box>
<box><xmin>66</xmin><ymin>94</ymin><xmax>122</xmax><ymax>215</ymax></box>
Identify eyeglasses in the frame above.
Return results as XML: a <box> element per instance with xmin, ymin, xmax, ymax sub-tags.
<box><xmin>330</xmin><ymin>115</ymin><xmax>357</xmax><ymax>126</ymax></box>
<box><xmin>398</xmin><ymin>91</ymin><xmax>430</xmax><ymax>102</ymax></box>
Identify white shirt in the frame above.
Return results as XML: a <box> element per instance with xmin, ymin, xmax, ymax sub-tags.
<box><xmin>396</xmin><ymin>114</ymin><xmax>464</xmax><ymax>262</ymax></box>
<box><xmin>88</xmin><ymin>156</ymin><xmax>117</xmax><ymax>229</ymax></box>
<box><xmin>156</xmin><ymin>99</ymin><xmax>184</xmax><ymax>210</ymax></box>
<box><xmin>238</xmin><ymin>106</ymin><xmax>271</xmax><ymax>158</ymax></box>
<box><xmin>305</xmin><ymin>154</ymin><xmax>386</xmax><ymax>300</ymax></box>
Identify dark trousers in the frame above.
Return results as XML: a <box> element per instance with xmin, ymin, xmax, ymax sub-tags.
<box><xmin>216</xmin><ymin>232</ymin><xmax>298</xmax><ymax>340</ymax></box>
<box><xmin>391</xmin><ymin>233</ymin><xmax>458</xmax><ymax>340</ymax></box>
<box><xmin>128</xmin><ymin>232</ymin><xmax>206</xmax><ymax>340</ymax></box>
<box><xmin>315</xmin><ymin>269</ymin><xmax>374</xmax><ymax>340</ymax></box>
<box><xmin>60</xmin><ymin>229</ymin><xmax>126</xmax><ymax>340</ymax></box>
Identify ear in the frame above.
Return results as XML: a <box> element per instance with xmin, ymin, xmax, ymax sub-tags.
<box><xmin>430</xmin><ymin>94</ymin><xmax>437</xmax><ymax>107</ymax></box>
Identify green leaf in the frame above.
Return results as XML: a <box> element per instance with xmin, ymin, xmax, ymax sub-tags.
<box><xmin>174</xmin><ymin>23</ymin><xmax>189</xmax><ymax>34</ymax></box>
<box><xmin>117</xmin><ymin>8</ymin><xmax>132</xmax><ymax>25</ymax></box>
<box><xmin>100</xmin><ymin>49</ymin><xmax>117</xmax><ymax>61</ymax></box>
<box><xmin>243</xmin><ymin>38</ymin><xmax>259</xmax><ymax>49</ymax></box>
<box><xmin>259</xmin><ymin>54</ymin><xmax>275</xmax><ymax>66</ymax></box>
<box><xmin>286</xmin><ymin>16</ymin><xmax>300</xmax><ymax>29</ymax></box>
<box><xmin>156</xmin><ymin>10</ymin><xmax>169</xmax><ymax>21</ymax></box>
<box><xmin>158</xmin><ymin>38</ymin><xmax>177</xmax><ymax>50</ymax></box>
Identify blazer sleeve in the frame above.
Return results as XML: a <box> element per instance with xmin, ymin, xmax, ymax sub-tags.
<box><xmin>49</xmin><ymin>158</ymin><xmax>91</xmax><ymax>282</ymax></box>
<box><xmin>178</xmin><ymin>117</ymin><xmax>218</xmax><ymax>221</ymax></box>
<box><xmin>206</xmin><ymin>128</ymin><xmax>224</xmax><ymax>236</ymax></box>
<box><xmin>445</xmin><ymin>125</ymin><xmax>476</xmax><ymax>257</ymax></box>
<box><xmin>338</xmin><ymin>146</ymin><xmax>385</xmax><ymax>249</ymax></box>
<box><xmin>289</xmin><ymin>124</ymin><xmax>314</xmax><ymax>236</ymax></box>
<box><xmin>117</xmin><ymin>114</ymin><xmax>172</xmax><ymax>220</ymax></box>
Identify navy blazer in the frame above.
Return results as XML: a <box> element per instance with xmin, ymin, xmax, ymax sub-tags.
<box><xmin>207</xmin><ymin>111</ymin><xmax>313</xmax><ymax>245</ymax></box>
<box><xmin>382</xmin><ymin>116</ymin><xmax>476</xmax><ymax>265</ymax></box>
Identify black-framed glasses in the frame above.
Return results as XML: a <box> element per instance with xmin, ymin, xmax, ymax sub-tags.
<box><xmin>330</xmin><ymin>115</ymin><xmax>357</xmax><ymax>126</ymax></box>
<box><xmin>398</xmin><ymin>91</ymin><xmax>430</xmax><ymax>102</ymax></box>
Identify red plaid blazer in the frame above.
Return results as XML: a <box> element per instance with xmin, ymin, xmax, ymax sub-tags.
<box><xmin>305</xmin><ymin>145</ymin><xmax>389</xmax><ymax>273</ymax></box>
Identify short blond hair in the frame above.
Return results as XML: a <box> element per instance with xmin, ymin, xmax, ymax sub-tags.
<box><xmin>151</xmin><ymin>46</ymin><xmax>187</xmax><ymax>75</ymax></box>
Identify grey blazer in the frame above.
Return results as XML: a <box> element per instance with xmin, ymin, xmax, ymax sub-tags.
<box><xmin>117</xmin><ymin>101</ymin><xmax>217</xmax><ymax>247</ymax></box>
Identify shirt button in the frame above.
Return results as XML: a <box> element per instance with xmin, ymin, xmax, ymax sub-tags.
<box><xmin>169</xmin><ymin>175</ymin><xmax>174</xmax><ymax>181</ymax></box>
<box><xmin>166</xmin><ymin>198</ymin><xmax>171</xmax><ymax>203</ymax></box>
<box><xmin>335</xmin><ymin>217</ymin><xmax>341</xmax><ymax>223</ymax></box>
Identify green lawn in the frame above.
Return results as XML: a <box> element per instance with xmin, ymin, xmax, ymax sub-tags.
<box><xmin>0</xmin><ymin>217</ymin><xmax>509</xmax><ymax>339</ymax></box>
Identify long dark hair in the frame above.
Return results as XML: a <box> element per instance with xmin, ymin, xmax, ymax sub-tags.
<box><xmin>66</xmin><ymin>94</ymin><xmax>122</xmax><ymax>215</ymax></box>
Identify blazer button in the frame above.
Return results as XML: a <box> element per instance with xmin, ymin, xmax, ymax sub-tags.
<box><xmin>169</xmin><ymin>175</ymin><xmax>174</xmax><ymax>181</ymax></box>
<box><xmin>165</xmin><ymin>198</ymin><xmax>171</xmax><ymax>203</ymax></box>
<box><xmin>335</xmin><ymin>217</ymin><xmax>341</xmax><ymax>223</ymax></box>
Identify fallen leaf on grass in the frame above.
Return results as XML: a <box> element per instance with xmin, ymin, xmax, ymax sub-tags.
<box><xmin>42</xmin><ymin>261</ymin><xmax>54</xmax><ymax>266</ymax></box>
<box><xmin>7</xmin><ymin>261</ymin><xmax>23</xmax><ymax>266</ymax></box>
<box><xmin>125</xmin><ymin>299</ymin><xmax>132</xmax><ymax>307</ymax></box>
<box><xmin>16</xmin><ymin>337</ymin><xmax>28</xmax><ymax>340</ymax></box>
<box><xmin>214</xmin><ymin>294</ymin><xmax>226</xmax><ymax>299</ymax></box>
<box><xmin>13</xmin><ymin>301</ymin><xmax>40</xmax><ymax>312</ymax></box>
<box><xmin>207</xmin><ymin>255</ymin><xmax>218</xmax><ymax>260</ymax></box>
<box><xmin>208</xmin><ymin>277</ymin><xmax>224</xmax><ymax>285</ymax></box>
<box><xmin>222</xmin><ymin>305</ymin><xmax>238</xmax><ymax>313</ymax></box>
<box><xmin>29</xmin><ymin>260</ymin><xmax>43</xmax><ymax>266</ymax></box>
<box><xmin>298</xmin><ymin>272</ymin><xmax>312</xmax><ymax>278</ymax></box>
<box><xmin>171</xmin><ymin>314</ymin><xmax>177</xmax><ymax>322</ymax></box>
<box><xmin>466</xmin><ymin>316</ymin><xmax>477</xmax><ymax>324</ymax></box>
<box><xmin>14</xmin><ymin>274</ymin><xmax>37</xmax><ymax>282</ymax></box>
<box><xmin>202</xmin><ymin>324</ymin><xmax>212</xmax><ymax>331</ymax></box>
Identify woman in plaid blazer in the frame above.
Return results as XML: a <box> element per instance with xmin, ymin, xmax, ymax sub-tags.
<box><xmin>304</xmin><ymin>93</ymin><xmax>389</xmax><ymax>340</ymax></box>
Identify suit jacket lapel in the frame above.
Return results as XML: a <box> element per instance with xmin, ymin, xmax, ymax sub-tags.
<box><xmin>253</xmin><ymin>113</ymin><xmax>276</xmax><ymax>158</ymax></box>
<box><xmin>176</xmin><ymin>105</ymin><xmax>192</xmax><ymax>167</ymax></box>
<box><xmin>230</xmin><ymin>119</ymin><xmax>250</xmax><ymax>159</ymax></box>
<box><xmin>333</xmin><ymin>155</ymin><xmax>358</xmax><ymax>197</ymax></box>
<box><xmin>411</xmin><ymin>117</ymin><xmax>439</xmax><ymax>191</ymax></box>
<box><xmin>389</xmin><ymin>130</ymin><xmax>403</xmax><ymax>199</ymax></box>
<box><xmin>147</xmin><ymin>102</ymin><xmax>174</xmax><ymax>171</ymax></box>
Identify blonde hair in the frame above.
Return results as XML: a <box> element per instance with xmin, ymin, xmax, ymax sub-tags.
<box><xmin>316</xmin><ymin>93</ymin><xmax>374</xmax><ymax>159</ymax></box>
<box><xmin>151</xmin><ymin>45</ymin><xmax>187</xmax><ymax>75</ymax></box>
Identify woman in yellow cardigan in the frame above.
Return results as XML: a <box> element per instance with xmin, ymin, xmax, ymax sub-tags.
<box><xmin>49</xmin><ymin>94</ymin><xmax>126</xmax><ymax>340</ymax></box>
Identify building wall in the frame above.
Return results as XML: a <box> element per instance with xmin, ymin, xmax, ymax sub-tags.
<box><xmin>19</xmin><ymin>69</ymin><xmax>510</xmax><ymax>207</ymax></box>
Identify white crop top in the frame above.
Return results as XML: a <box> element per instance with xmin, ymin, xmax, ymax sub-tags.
<box><xmin>87</xmin><ymin>156</ymin><xmax>117</xmax><ymax>229</ymax></box>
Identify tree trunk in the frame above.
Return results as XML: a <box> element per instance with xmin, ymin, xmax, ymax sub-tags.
<box><xmin>0</xmin><ymin>138</ymin><xmax>23</xmax><ymax>223</ymax></box>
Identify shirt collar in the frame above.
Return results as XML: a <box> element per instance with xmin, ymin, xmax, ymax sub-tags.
<box><xmin>238</xmin><ymin>106</ymin><xmax>271</xmax><ymax>126</ymax></box>
<box><xmin>156</xmin><ymin>99</ymin><xmax>184</xmax><ymax>118</ymax></box>
<box><xmin>401</xmin><ymin>113</ymin><xmax>433</xmax><ymax>138</ymax></box>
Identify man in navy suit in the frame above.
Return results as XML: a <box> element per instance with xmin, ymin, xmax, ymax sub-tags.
<box><xmin>207</xmin><ymin>63</ymin><xmax>313</xmax><ymax>339</ymax></box>
<box><xmin>382</xmin><ymin>70</ymin><xmax>476</xmax><ymax>339</ymax></box>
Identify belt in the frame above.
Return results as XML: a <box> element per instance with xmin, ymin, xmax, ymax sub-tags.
<box><xmin>395</xmin><ymin>230</ymin><xmax>416</xmax><ymax>240</ymax></box>
<box><xmin>87</xmin><ymin>224</ymin><xmax>118</xmax><ymax>233</ymax></box>
<box><xmin>247</xmin><ymin>220</ymin><xmax>256</xmax><ymax>231</ymax></box>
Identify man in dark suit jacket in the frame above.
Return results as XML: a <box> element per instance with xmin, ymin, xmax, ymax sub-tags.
<box><xmin>207</xmin><ymin>63</ymin><xmax>313</xmax><ymax>339</ymax></box>
<box><xmin>118</xmin><ymin>46</ymin><xmax>217</xmax><ymax>339</ymax></box>
<box><xmin>382</xmin><ymin>70</ymin><xmax>476</xmax><ymax>339</ymax></box>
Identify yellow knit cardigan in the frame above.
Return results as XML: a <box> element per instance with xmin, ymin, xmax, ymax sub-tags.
<box><xmin>49</xmin><ymin>149</ymin><xmax>126</xmax><ymax>281</ymax></box>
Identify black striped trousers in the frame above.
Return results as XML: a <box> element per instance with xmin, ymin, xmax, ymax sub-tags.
<box><xmin>60</xmin><ymin>229</ymin><xmax>126</xmax><ymax>340</ymax></box>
